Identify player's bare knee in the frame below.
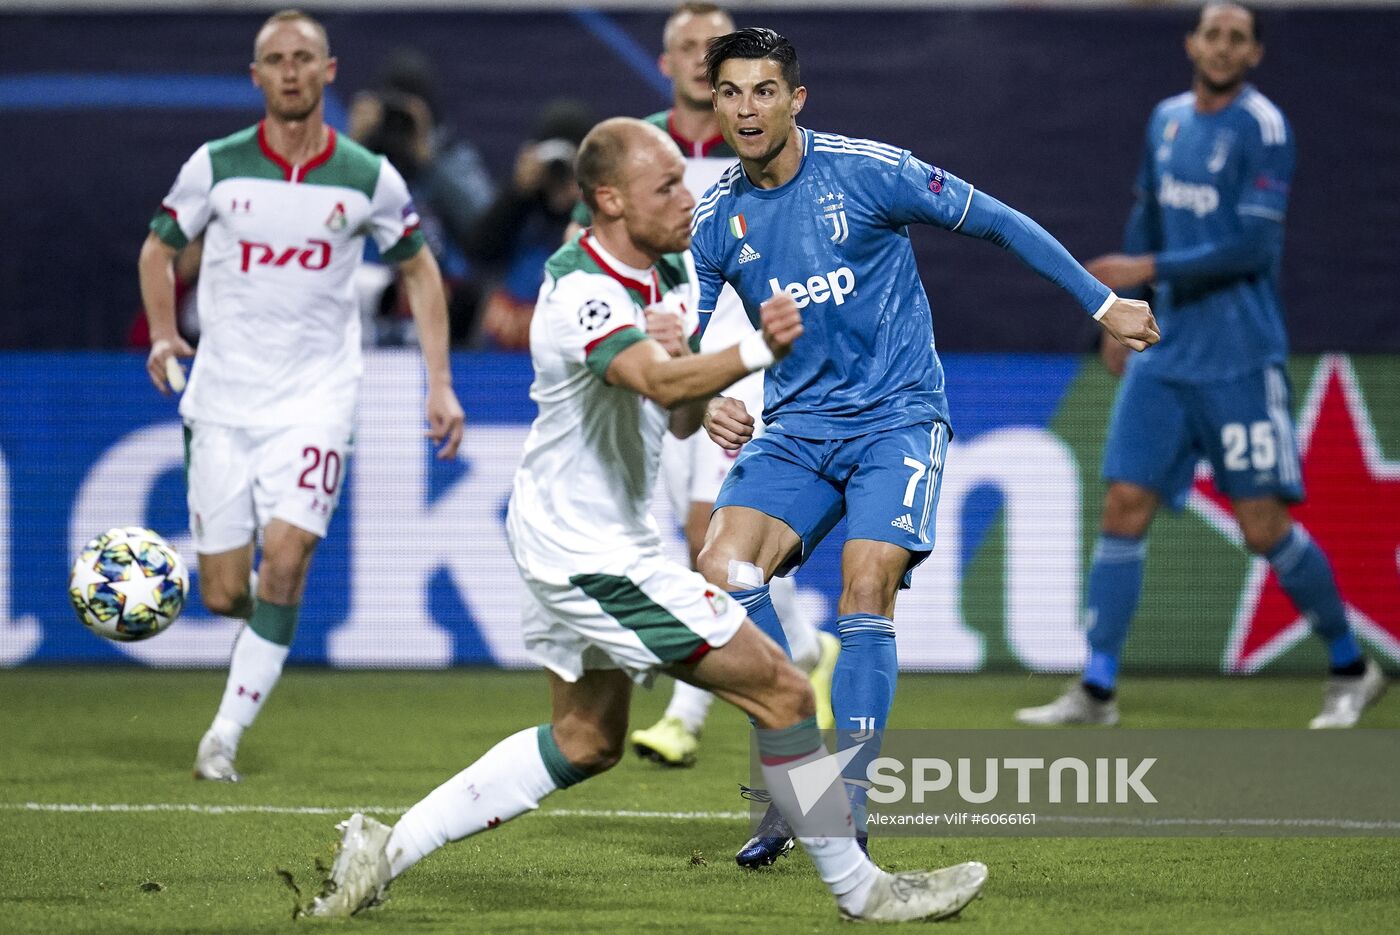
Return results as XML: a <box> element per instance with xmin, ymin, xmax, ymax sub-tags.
<box><xmin>201</xmin><ymin>585</ymin><xmax>251</xmax><ymax>619</ymax></box>
<box><xmin>553</xmin><ymin>723</ymin><xmax>624</xmax><ymax>775</ymax></box>
<box><xmin>840</xmin><ymin>574</ymin><xmax>898</xmax><ymax>617</ymax></box>
<box><xmin>1241</xmin><ymin>521</ymin><xmax>1289</xmax><ymax>555</ymax></box>
<box><xmin>1102</xmin><ymin>484</ymin><xmax>1156</xmax><ymax>536</ymax></box>
<box><xmin>770</xmin><ymin>663</ymin><xmax>816</xmax><ymax>725</ymax></box>
<box><xmin>695</xmin><ymin>544</ymin><xmax>735</xmax><ymax>590</ymax></box>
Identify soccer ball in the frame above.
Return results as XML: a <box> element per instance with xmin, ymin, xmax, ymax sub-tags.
<box><xmin>68</xmin><ymin>527</ymin><xmax>189</xmax><ymax>642</ymax></box>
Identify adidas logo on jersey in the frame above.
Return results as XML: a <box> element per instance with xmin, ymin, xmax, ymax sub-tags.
<box><xmin>738</xmin><ymin>243</ymin><xmax>762</xmax><ymax>264</ymax></box>
<box><xmin>891</xmin><ymin>514</ymin><xmax>916</xmax><ymax>534</ymax></box>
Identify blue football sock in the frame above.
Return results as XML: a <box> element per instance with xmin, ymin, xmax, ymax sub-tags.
<box><xmin>732</xmin><ymin>585</ymin><xmax>790</xmax><ymax>657</ymax></box>
<box><xmin>1265</xmin><ymin>526</ymin><xmax>1360</xmax><ymax>668</ymax></box>
<box><xmin>832</xmin><ymin>613</ymin><xmax>898</xmax><ymax>835</ymax></box>
<box><xmin>1082</xmin><ymin>533</ymin><xmax>1148</xmax><ymax>692</ymax></box>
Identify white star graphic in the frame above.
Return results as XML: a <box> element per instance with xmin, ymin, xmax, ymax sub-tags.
<box><xmin>69</xmin><ymin>559</ymin><xmax>108</xmax><ymax>594</ymax></box>
<box><xmin>107</xmin><ymin>564</ymin><xmax>166</xmax><ymax>618</ymax></box>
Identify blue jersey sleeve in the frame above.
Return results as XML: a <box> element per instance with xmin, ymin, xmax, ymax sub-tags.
<box><xmin>880</xmin><ymin>152</ymin><xmax>1109</xmax><ymax>314</ymax></box>
<box><xmin>689</xmin><ymin>222</ymin><xmax>726</xmax><ymax>333</ymax></box>
<box><xmin>1154</xmin><ymin>119</ymin><xmax>1292</xmax><ymax>288</ymax></box>
<box><xmin>881</xmin><ymin>153</ymin><xmax>976</xmax><ymax>231</ymax></box>
<box><xmin>957</xmin><ymin>190</ymin><xmax>1113</xmax><ymax>316</ymax></box>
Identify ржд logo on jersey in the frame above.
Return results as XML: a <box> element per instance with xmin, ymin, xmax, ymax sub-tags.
<box><xmin>1158</xmin><ymin>174</ymin><xmax>1219</xmax><ymax>218</ymax></box>
<box><xmin>238</xmin><ymin>239</ymin><xmax>332</xmax><ymax>273</ymax></box>
<box><xmin>768</xmin><ymin>267</ymin><xmax>857</xmax><ymax>308</ymax></box>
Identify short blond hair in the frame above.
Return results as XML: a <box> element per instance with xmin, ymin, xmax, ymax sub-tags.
<box><xmin>576</xmin><ymin>117</ymin><xmax>675</xmax><ymax>213</ymax></box>
<box><xmin>663</xmin><ymin>2</ymin><xmax>734</xmax><ymax>50</ymax></box>
<box><xmin>254</xmin><ymin>9</ymin><xmax>330</xmax><ymax>58</ymax></box>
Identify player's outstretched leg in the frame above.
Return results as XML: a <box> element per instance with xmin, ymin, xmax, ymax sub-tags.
<box><xmin>633</xmin><ymin>576</ymin><xmax>838</xmax><ymax>768</ymax></box>
<box><xmin>309</xmin><ymin>670</ymin><xmax>630</xmax><ymax>917</ymax></box>
<box><xmin>695</xmin><ymin>627</ymin><xmax>986</xmax><ymax>921</ymax></box>
<box><xmin>771</xmin><ymin>574</ymin><xmax>840</xmax><ymax>730</ymax></box>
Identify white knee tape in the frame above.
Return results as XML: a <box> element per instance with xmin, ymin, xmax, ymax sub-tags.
<box><xmin>727</xmin><ymin>560</ymin><xmax>764</xmax><ymax>590</ymax></box>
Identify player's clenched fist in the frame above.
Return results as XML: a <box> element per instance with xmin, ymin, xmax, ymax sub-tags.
<box><xmin>702</xmin><ymin>396</ymin><xmax>755</xmax><ymax>451</ymax></box>
<box><xmin>759</xmin><ymin>292</ymin><xmax>803</xmax><ymax>360</ymax></box>
<box><xmin>645</xmin><ymin>308</ymin><xmax>689</xmax><ymax>358</ymax></box>
<box><xmin>1098</xmin><ymin>297</ymin><xmax>1160</xmax><ymax>353</ymax></box>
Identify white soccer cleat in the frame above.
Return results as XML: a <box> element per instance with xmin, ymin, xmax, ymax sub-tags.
<box><xmin>1015</xmin><ymin>683</ymin><xmax>1119</xmax><ymax>726</ymax></box>
<box><xmin>842</xmin><ymin>862</ymin><xmax>988</xmax><ymax>923</ymax></box>
<box><xmin>192</xmin><ymin>729</ymin><xmax>241</xmax><ymax>782</ymax></box>
<box><xmin>308</xmin><ymin>813</ymin><xmax>394</xmax><ymax>917</ymax></box>
<box><xmin>1309</xmin><ymin>658</ymin><xmax>1387</xmax><ymax>729</ymax></box>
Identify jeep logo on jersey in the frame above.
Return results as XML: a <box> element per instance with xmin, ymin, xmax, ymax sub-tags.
<box><xmin>768</xmin><ymin>267</ymin><xmax>857</xmax><ymax>308</ymax></box>
<box><xmin>238</xmin><ymin>239</ymin><xmax>332</xmax><ymax>273</ymax></box>
<box><xmin>1157</xmin><ymin>174</ymin><xmax>1220</xmax><ymax>218</ymax></box>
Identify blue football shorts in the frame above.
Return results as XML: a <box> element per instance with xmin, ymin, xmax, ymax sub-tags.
<box><xmin>1103</xmin><ymin>363</ymin><xmax>1304</xmax><ymax>508</ymax></box>
<box><xmin>713</xmin><ymin>420</ymin><xmax>950</xmax><ymax>586</ymax></box>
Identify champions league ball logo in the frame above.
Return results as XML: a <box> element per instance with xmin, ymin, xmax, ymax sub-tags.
<box><xmin>577</xmin><ymin>299</ymin><xmax>611</xmax><ymax>332</ymax></box>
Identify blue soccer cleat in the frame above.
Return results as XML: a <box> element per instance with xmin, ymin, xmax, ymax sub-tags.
<box><xmin>735</xmin><ymin>786</ymin><xmax>795</xmax><ymax>868</ymax></box>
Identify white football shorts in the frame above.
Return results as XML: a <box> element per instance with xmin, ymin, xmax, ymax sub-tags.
<box><xmin>516</xmin><ymin>547</ymin><xmax>747</xmax><ymax>686</ymax></box>
<box><xmin>184</xmin><ymin>419</ymin><xmax>353</xmax><ymax>554</ymax></box>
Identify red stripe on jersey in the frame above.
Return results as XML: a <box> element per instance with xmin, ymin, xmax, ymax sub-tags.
<box><xmin>579</xmin><ymin>231</ymin><xmax>659</xmax><ymax>303</ymax></box>
<box><xmin>583</xmin><ymin>324</ymin><xmax>640</xmax><ymax>357</ymax></box>
<box><xmin>257</xmin><ymin>122</ymin><xmax>338</xmax><ymax>183</ymax></box>
<box><xmin>681</xmin><ymin>641</ymin><xmax>713</xmax><ymax>665</ymax></box>
<box><xmin>160</xmin><ymin>203</ymin><xmax>179</xmax><ymax>220</ymax></box>
<box><xmin>665</xmin><ymin>110</ymin><xmax>727</xmax><ymax>159</ymax></box>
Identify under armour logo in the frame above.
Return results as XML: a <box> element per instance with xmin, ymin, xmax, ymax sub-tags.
<box><xmin>236</xmin><ymin>686</ymin><xmax>262</xmax><ymax>702</ymax></box>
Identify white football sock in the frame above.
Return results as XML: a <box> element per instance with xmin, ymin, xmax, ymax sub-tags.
<box><xmin>663</xmin><ymin>680</ymin><xmax>715</xmax><ymax>735</ymax></box>
<box><xmin>387</xmin><ymin>727</ymin><xmax>560</xmax><ymax>877</ymax></box>
<box><xmin>760</xmin><ymin>744</ymin><xmax>879</xmax><ymax>915</ymax></box>
<box><xmin>772</xmin><ymin>575</ymin><xmax>821</xmax><ymax>673</ymax></box>
<box><xmin>211</xmin><ymin>626</ymin><xmax>289</xmax><ymax>748</ymax></box>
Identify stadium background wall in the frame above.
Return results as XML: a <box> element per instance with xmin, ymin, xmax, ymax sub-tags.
<box><xmin>2</xmin><ymin>352</ymin><xmax>1396</xmax><ymax>674</ymax></box>
<box><xmin>1</xmin><ymin>6</ymin><xmax>1398</xmax><ymax>351</ymax></box>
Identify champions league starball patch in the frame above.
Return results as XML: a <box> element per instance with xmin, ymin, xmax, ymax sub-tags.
<box><xmin>928</xmin><ymin>167</ymin><xmax>946</xmax><ymax>194</ymax></box>
<box><xmin>578</xmin><ymin>299</ymin><xmax>611</xmax><ymax>331</ymax></box>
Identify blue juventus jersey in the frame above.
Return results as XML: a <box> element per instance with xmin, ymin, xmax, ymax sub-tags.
<box><xmin>689</xmin><ymin>130</ymin><xmax>975</xmax><ymax>440</ymax></box>
<box><xmin>1128</xmin><ymin>86</ymin><xmax>1294</xmax><ymax>383</ymax></box>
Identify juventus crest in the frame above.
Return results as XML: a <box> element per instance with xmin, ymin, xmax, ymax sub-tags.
<box><xmin>817</xmin><ymin>190</ymin><xmax>849</xmax><ymax>244</ymax></box>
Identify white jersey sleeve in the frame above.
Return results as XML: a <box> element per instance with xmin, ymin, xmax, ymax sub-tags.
<box><xmin>155</xmin><ymin>145</ymin><xmax>214</xmax><ymax>248</ymax></box>
<box><xmin>540</xmin><ymin>272</ymin><xmax>648</xmax><ymax>379</ymax></box>
<box><xmin>367</xmin><ymin>159</ymin><xmax>423</xmax><ymax>261</ymax></box>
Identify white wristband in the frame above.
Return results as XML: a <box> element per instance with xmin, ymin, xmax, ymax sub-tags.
<box><xmin>1092</xmin><ymin>291</ymin><xmax>1119</xmax><ymax>321</ymax></box>
<box><xmin>738</xmin><ymin>329</ymin><xmax>775</xmax><ymax>372</ymax></box>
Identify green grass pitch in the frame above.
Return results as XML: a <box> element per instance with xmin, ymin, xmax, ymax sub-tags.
<box><xmin>2</xmin><ymin>669</ymin><xmax>1396</xmax><ymax>933</ymax></box>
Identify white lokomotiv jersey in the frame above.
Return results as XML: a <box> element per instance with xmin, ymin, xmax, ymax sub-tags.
<box><xmin>150</xmin><ymin>122</ymin><xmax>423</xmax><ymax>427</ymax></box>
<box><xmin>506</xmin><ymin>231</ymin><xmax>699</xmax><ymax>582</ymax></box>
